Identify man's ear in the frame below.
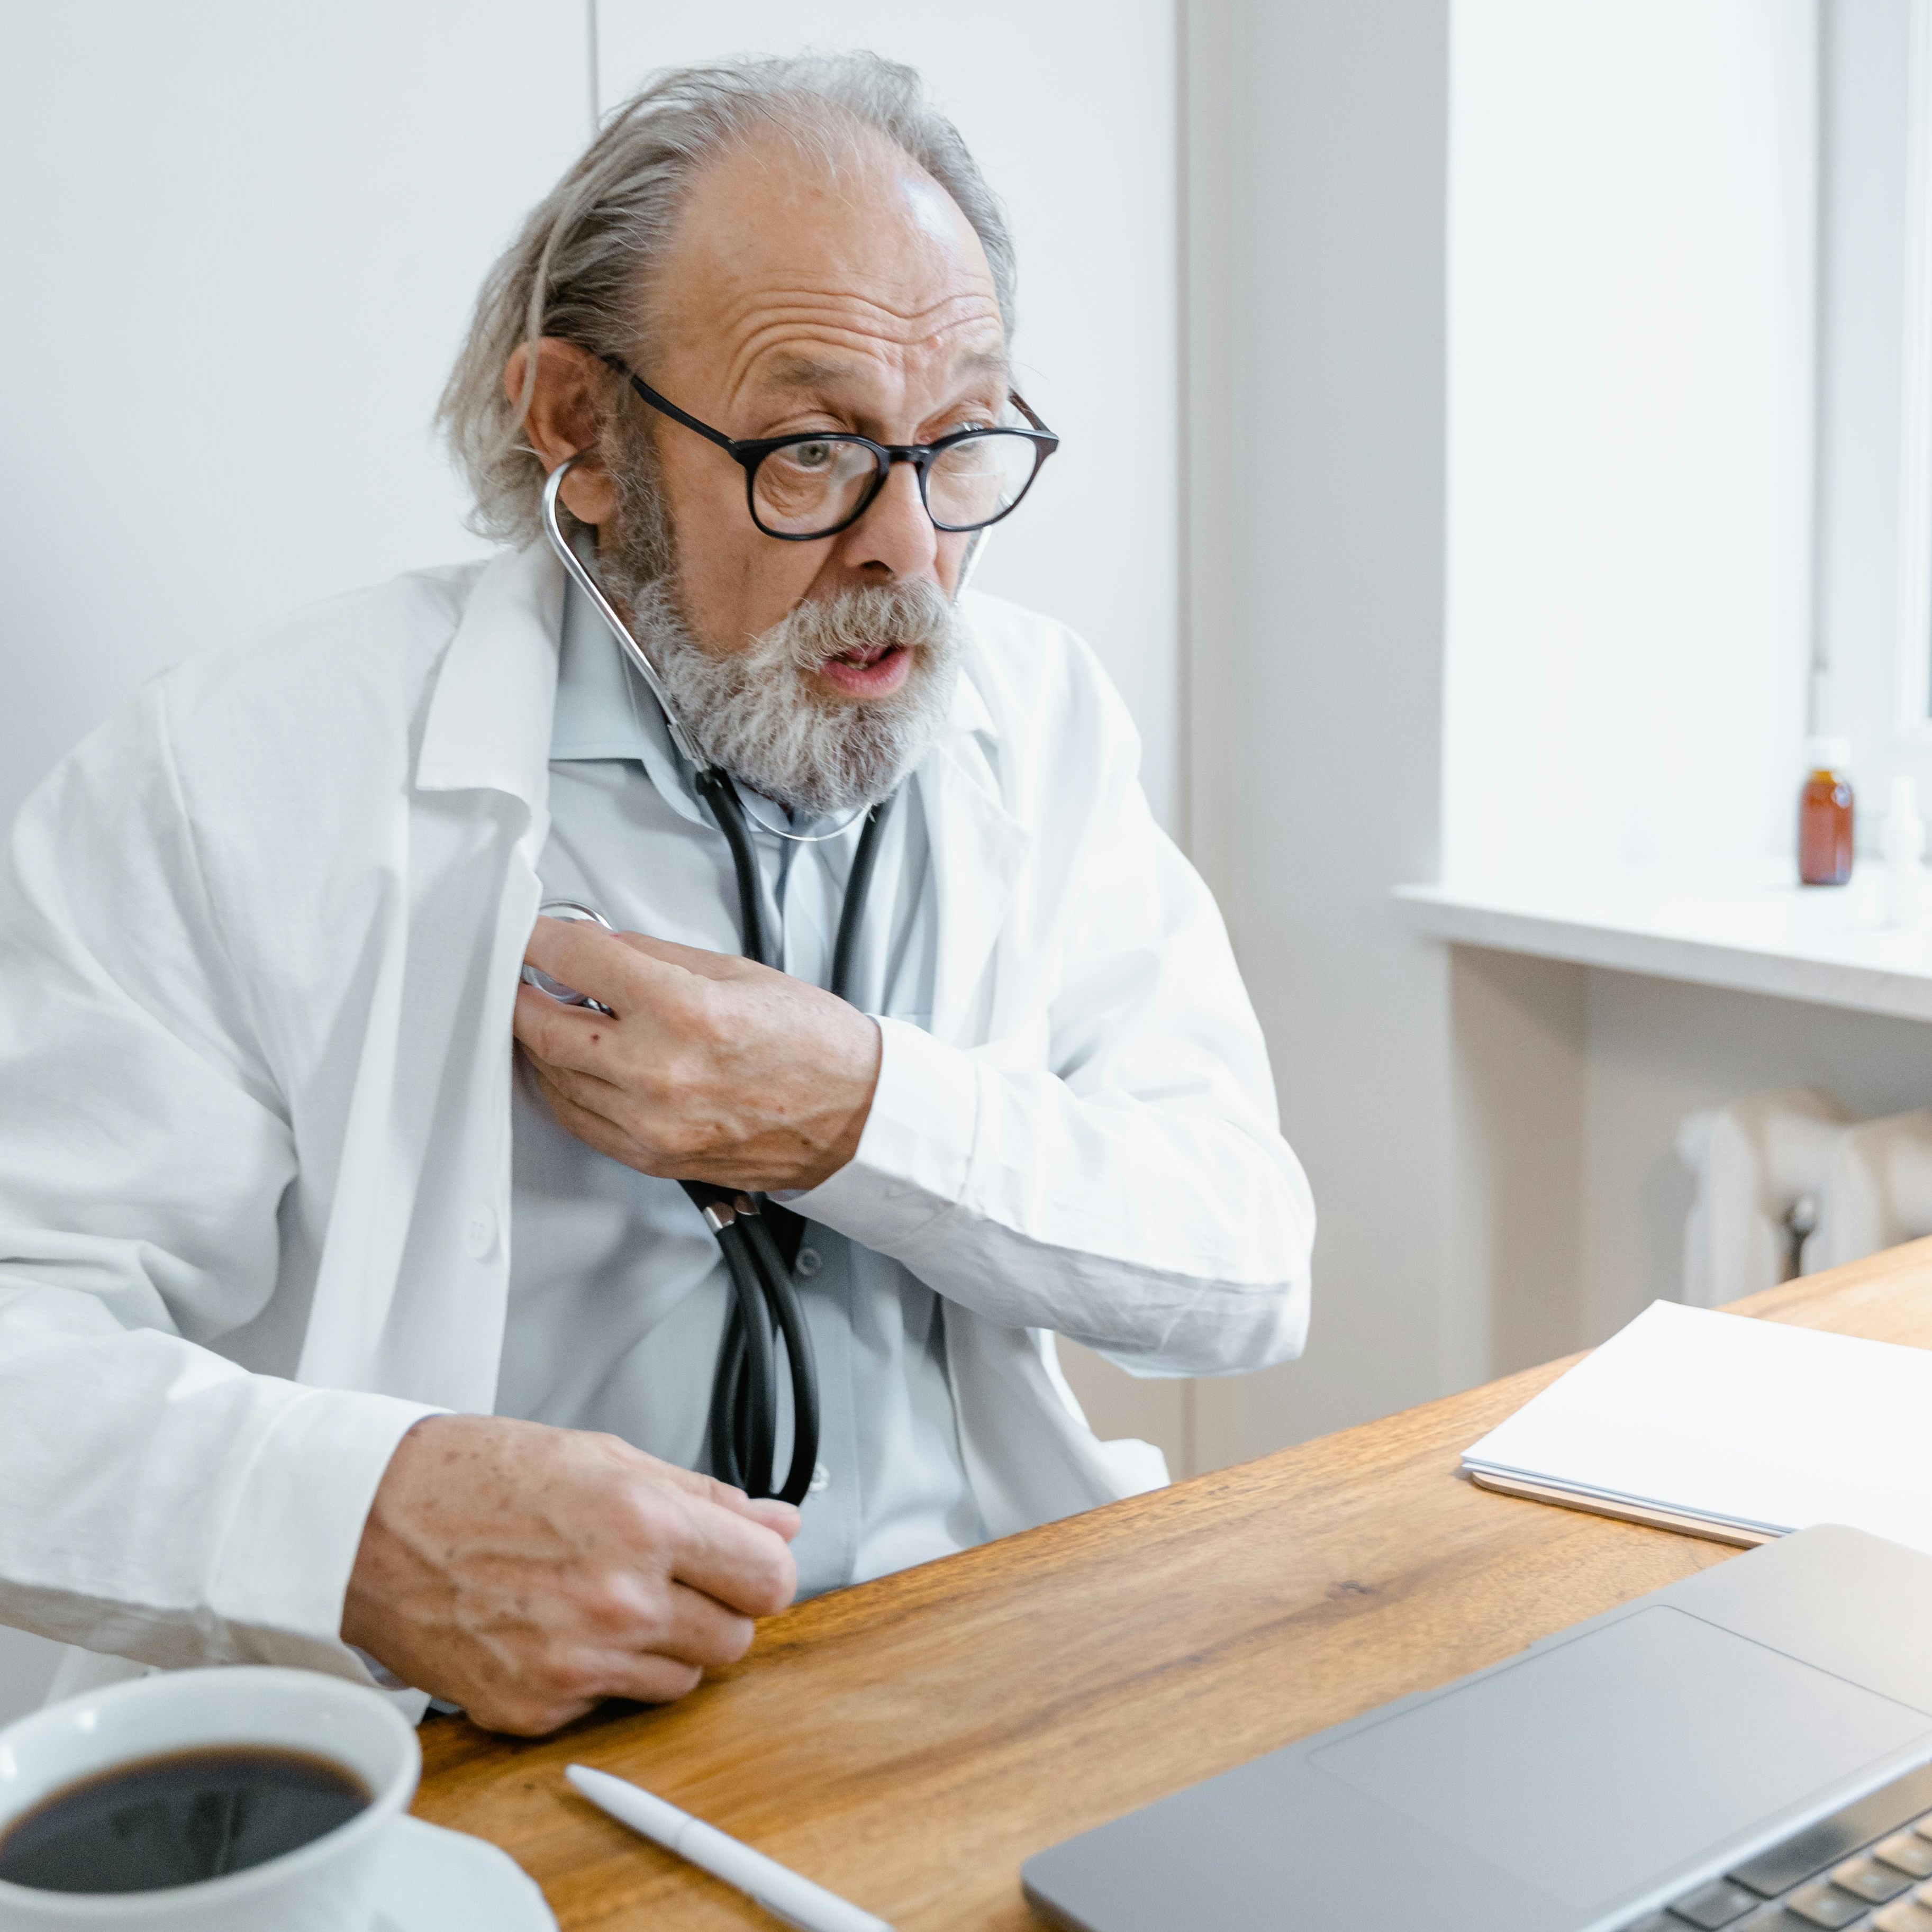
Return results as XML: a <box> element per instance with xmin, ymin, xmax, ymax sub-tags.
<box><xmin>504</xmin><ymin>338</ymin><xmax>620</xmax><ymax>525</ymax></box>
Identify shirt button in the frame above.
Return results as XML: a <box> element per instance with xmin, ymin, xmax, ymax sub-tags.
<box><xmin>795</xmin><ymin>1246</ymin><xmax>822</xmax><ymax>1277</ymax></box>
<box><xmin>462</xmin><ymin>1205</ymin><xmax>498</xmax><ymax>1260</ymax></box>
<box><xmin>809</xmin><ymin>1463</ymin><xmax>831</xmax><ymax>1494</ymax></box>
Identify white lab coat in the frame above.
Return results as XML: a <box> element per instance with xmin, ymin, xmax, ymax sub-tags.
<box><xmin>0</xmin><ymin>541</ymin><xmax>1312</xmax><ymax>1694</ymax></box>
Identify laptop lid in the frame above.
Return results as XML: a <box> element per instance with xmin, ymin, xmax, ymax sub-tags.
<box><xmin>1022</xmin><ymin>1526</ymin><xmax>1932</xmax><ymax>1932</ymax></box>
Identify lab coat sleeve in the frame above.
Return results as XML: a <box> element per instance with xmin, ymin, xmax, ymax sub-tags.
<box><xmin>794</xmin><ymin>659</ymin><xmax>1314</xmax><ymax>1377</ymax></box>
<box><xmin>0</xmin><ymin>684</ymin><xmax>438</xmax><ymax>1678</ymax></box>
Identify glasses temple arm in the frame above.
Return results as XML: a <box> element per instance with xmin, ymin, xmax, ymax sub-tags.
<box><xmin>1008</xmin><ymin>392</ymin><xmax>1054</xmax><ymax>437</ymax></box>
<box><xmin>599</xmin><ymin>353</ymin><xmax>741</xmax><ymax>456</ymax></box>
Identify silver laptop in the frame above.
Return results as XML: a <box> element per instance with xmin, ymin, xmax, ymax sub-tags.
<box><xmin>1023</xmin><ymin>1525</ymin><xmax>1932</xmax><ymax>1931</ymax></box>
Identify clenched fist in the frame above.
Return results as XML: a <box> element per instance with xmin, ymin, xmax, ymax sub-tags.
<box><xmin>342</xmin><ymin>1414</ymin><xmax>800</xmax><ymax>1735</ymax></box>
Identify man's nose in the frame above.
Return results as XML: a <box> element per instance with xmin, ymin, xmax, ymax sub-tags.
<box><xmin>838</xmin><ymin>457</ymin><xmax>939</xmax><ymax>580</ymax></box>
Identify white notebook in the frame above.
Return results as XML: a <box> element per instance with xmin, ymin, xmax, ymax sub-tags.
<box><xmin>1462</xmin><ymin>1300</ymin><xmax>1932</xmax><ymax>1554</ymax></box>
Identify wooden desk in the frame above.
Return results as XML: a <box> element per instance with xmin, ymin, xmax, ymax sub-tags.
<box><xmin>413</xmin><ymin>1240</ymin><xmax>1932</xmax><ymax>1930</ymax></box>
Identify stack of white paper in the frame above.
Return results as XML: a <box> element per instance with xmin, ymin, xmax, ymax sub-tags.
<box><xmin>1462</xmin><ymin>1300</ymin><xmax>1932</xmax><ymax>1554</ymax></box>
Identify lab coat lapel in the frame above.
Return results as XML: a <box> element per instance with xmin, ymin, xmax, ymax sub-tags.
<box><xmin>297</xmin><ymin>545</ymin><xmax>560</xmax><ymax>1399</ymax></box>
<box><xmin>919</xmin><ymin>666</ymin><xmax>1030</xmax><ymax>1046</ymax></box>
<box><xmin>415</xmin><ymin>543</ymin><xmax>564</xmax><ymax>805</ymax></box>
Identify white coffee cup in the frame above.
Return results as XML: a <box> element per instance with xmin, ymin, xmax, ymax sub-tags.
<box><xmin>0</xmin><ymin>1665</ymin><xmax>420</xmax><ymax>1931</ymax></box>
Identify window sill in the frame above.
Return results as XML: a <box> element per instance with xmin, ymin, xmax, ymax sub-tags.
<box><xmin>1394</xmin><ymin>861</ymin><xmax>1932</xmax><ymax>1022</ymax></box>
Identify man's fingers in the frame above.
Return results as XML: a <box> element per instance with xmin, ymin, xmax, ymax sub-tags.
<box><xmin>464</xmin><ymin>1690</ymin><xmax>601</xmax><ymax>1739</ymax></box>
<box><xmin>516</xmin><ymin>1030</ymin><xmax>622</xmax><ymax>1126</ymax></box>
<box><xmin>642</xmin><ymin>1459</ymin><xmax>804</xmax><ymax>1542</ymax></box>
<box><xmin>642</xmin><ymin>1582</ymin><xmax>758</xmax><ymax>1670</ymax></box>
<box><xmin>512</xmin><ymin>982</ymin><xmax>613</xmax><ymax>1071</ymax></box>
<box><xmin>513</xmin><ymin>984</ymin><xmax>657</xmax><ymax>1085</ymax></box>
<box><xmin>614</xmin><ymin>931</ymin><xmax>766</xmax><ymax>983</ymax></box>
<box><xmin>738</xmin><ymin>1498</ymin><xmax>803</xmax><ymax>1540</ymax></box>
<box><xmin>523</xmin><ymin>914</ymin><xmax>690</xmax><ymax>1011</ymax></box>
<box><xmin>527</xmin><ymin>1065</ymin><xmax>652</xmax><ymax>1175</ymax></box>
<box><xmin>594</xmin><ymin>1652</ymin><xmax>706</xmax><ymax>1709</ymax></box>
<box><xmin>516</xmin><ymin>1024</ymin><xmax>628</xmax><ymax>1107</ymax></box>
<box><xmin>652</xmin><ymin>1490</ymin><xmax>799</xmax><ymax>1619</ymax></box>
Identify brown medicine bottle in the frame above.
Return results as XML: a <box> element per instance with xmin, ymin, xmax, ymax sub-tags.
<box><xmin>1798</xmin><ymin>736</ymin><xmax>1855</xmax><ymax>886</ymax></box>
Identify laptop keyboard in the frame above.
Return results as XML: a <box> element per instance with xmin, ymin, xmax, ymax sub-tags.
<box><xmin>1624</xmin><ymin>1762</ymin><xmax>1932</xmax><ymax>1931</ymax></box>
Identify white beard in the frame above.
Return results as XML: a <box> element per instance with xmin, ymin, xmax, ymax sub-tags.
<box><xmin>622</xmin><ymin>573</ymin><xmax>965</xmax><ymax>814</ymax></box>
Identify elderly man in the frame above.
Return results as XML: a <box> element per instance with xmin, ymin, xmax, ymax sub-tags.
<box><xmin>0</xmin><ymin>54</ymin><xmax>1312</xmax><ymax>1736</ymax></box>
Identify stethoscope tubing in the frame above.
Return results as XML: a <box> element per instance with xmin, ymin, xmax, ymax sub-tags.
<box><xmin>694</xmin><ymin>790</ymin><xmax>888</xmax><ymax>1501</ymax></box>
<box><xmin>532</xmin><ymin>454</ymin><xmax>909</xmax><ymax>1507</ymax></box>
<box><xmin>708</xmin><ymin>1205</ymin><xmax>820</xmax><ymax>1499</ymax></box>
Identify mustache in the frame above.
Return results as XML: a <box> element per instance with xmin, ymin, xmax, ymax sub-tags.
<box><xmin>598</xmin><ymin>527</ymin><xmax>966</xmax><ymax>812</ymax></box>
<box><xmin>764</xmin><ymin>580</ymin><xmax>956</xmax><ymax>673</ymax></box>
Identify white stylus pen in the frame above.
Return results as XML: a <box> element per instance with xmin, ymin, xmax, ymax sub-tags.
<box><xmin>565</xmin><ymin>1764</ymin><xmax>896</xmax><ymax>1932</ymax></box>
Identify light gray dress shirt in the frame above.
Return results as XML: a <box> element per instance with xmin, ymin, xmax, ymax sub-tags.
<box><xmin>498</xmin><ymin>583</ymin><xmax>987</xmax><ymax>1597</ymax></box>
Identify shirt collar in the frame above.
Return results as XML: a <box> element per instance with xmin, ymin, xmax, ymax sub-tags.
<box><xmin>415</xmin><ymin>539</ymin><xmax>563</xmax><ymax>809</ymax></box>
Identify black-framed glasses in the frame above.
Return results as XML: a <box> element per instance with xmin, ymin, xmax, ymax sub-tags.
<box><xmin>600</xmin><ymin>353</ymin><xmax>1059</xmax><ymax>542</ymax></box>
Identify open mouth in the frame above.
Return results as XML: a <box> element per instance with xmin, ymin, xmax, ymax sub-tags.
<box><xmin>817</xmin><ymin>640</ymin><xmax>912</xmax><ymax>697</ymax></box>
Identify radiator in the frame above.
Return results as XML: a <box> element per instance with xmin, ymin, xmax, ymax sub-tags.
<box><xmin>1678</xmin><ymin>1090</ymin><xmax>1932</xmax><ymax>1304</ymax></box>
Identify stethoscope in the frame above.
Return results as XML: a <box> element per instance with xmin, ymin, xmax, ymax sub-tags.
<box><xmin>522</xmin><ymin>453</ymin><xmax>986</xmax><ymax>1506</ymax></box>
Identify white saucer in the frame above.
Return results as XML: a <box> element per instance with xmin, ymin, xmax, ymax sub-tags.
<box><xmin>369</xmin><ymin>1814</ymin><xmax>556</xmax><ymax>1932</ymax></box>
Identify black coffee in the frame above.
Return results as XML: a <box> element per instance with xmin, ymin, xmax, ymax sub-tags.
<box><xmin>0</xmin><ymin>1745</ymin><xmax>370</xmax><ymax>1894</ymax></box>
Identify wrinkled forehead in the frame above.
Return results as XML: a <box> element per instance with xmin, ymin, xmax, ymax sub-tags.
<box><xmin>652</xmin><ymin>122</ymin><xmax>1008</xmax><ymax>394</ymax></box>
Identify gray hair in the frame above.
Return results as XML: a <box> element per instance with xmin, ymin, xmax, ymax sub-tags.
<box><xmin>438</xmin><ymin>51</ymin><xmax>1018</xmax><ymax>544</ymax></box>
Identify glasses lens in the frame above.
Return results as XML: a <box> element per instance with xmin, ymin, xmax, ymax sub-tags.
<box><xmin>752</xmin><ymin>438</ymin><xmax>879</xmax><ymax>536</ymax></box>
<box><xmin>926</xmin><ymin>431</ymin><xmax>1041</xmax><ymax>531</ymax></box>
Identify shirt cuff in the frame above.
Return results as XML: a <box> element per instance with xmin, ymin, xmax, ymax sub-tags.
<box><xmin>206</xmin><ymin>1388</ymin><xmax>443</xmax><ymax>1681</ymax></box>
<box><xmin>791</xmin><ymin>1015</ymin><xmax>978</xmax><ymax>1249</ymax></box>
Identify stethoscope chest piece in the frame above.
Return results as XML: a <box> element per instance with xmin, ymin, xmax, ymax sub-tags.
<box><xmin>522</xmin><ymin>900</ymin><xmax>615</xmax><ymax>1012</ymax></box>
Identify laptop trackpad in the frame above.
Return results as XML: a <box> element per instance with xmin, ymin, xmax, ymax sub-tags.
<box><xmin>1311</xmin><ymin>1606</ymin><xmax>1932</xmax><ymax>1910</ymax></box>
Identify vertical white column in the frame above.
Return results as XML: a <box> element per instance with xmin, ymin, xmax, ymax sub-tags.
<box><xmin>1183</xmin><ymin>0</ymin><xmax>1459</xmax><ymax>1464</ymax></box>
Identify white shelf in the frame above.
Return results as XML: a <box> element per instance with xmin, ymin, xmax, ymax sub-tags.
<box><xmin>1395</xmin><ymin>863</ymin><xmax>1932</xmax><ymax>1023</ymax></box>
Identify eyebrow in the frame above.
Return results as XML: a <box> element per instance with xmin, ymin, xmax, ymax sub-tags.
<box><xmin>759</xmin><ymin>345</ymin><xmax>1012</xmax><ymax>395</ymax></box>
<box><xmin>762</xmin><ymin>355</ymin><xmax>861</xmax><ymax>391</ymax></box>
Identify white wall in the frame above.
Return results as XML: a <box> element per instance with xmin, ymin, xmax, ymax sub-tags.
<box><xmin>1181</xmin><ymin>0</ymin><xmax>1458</xmax><ymax>1464</ymax></box>
<box><xmin>0</xmin><ymin>2</ymin><xmax>590</xmax><ymax>830</ymax></box>
<box><xmin>1444</xmin><ymin>0</ymin><xmax>1817</xmax><ymax>881</ymax></box>
<box><xmin>593</xmin><ymin>2</ymin><xmax>1183</xmax><ymax>830</ymax></box>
